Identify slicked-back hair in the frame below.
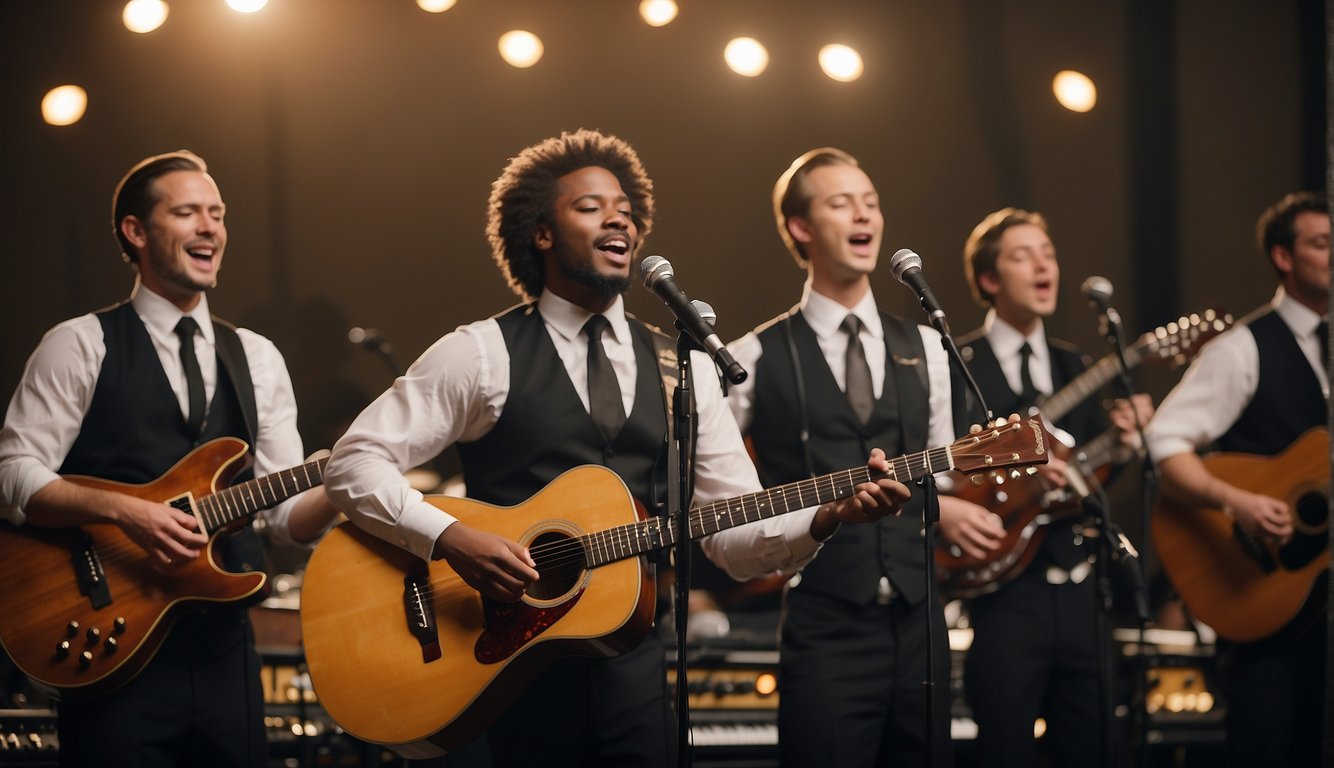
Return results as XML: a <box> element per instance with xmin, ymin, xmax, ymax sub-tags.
<box><xmin>963</xmin><ymin>207</ymin><xmax>1050</xmax><ymax>306</ymax></box>
<box><xmin>112</xmin><ymin>150</ymin><xmax>208</xmax><ymax>263</ymax></box>
<box><xmin>1256</xmin><ymin>191</ymin><xmax>1328</xmax><ymax>275</ymax></box>
<box><xmin>486</xmin><ymin>129</ymin><xmax>655</xmax><ymax>301</ymax></box>
<box><xmin>772</xmin><ymin>147</ymin><xmax>859</xmax><ymax>268</ymax></box>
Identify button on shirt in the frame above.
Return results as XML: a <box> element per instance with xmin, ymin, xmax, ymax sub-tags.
<box><xmin>0</xmin><ymin>284</ymin><xmax>308</xmax><ymax>544</ymax></box>
<box><xmin>324</xmin><ymin>290</ymin><xmax>826</xmax><ymax>580</ymax></box>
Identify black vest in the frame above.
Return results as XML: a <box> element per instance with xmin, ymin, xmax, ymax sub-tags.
<box><xmin>457</xmin><ymin>305</ymin><xmax>670</xmax><ymax>515</ymax></box>
<box><xmin>957</xmin><ymin>329</ymin><xmax>1106</xmax><ymax>568</ymax></box>
<box><xmin>1219</xmin><ymin>311</ymin><xmax>1327</xmax><ymax>455</ymax></box>
<box><xmin>58</xmin><ymin>302</ymin><xmax>264</xmax><ymax>575</ymax></box>
<box><xmin>750</xmin><ymin>311</ymin><xmax>934</xmax><ymax>606</ymax></box>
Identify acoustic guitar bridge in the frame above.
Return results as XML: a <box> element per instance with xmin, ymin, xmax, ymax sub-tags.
<box><xmin>402</xmin><ymin>567</ymin><xmax>441</xmax><ymax>663</ymax></box>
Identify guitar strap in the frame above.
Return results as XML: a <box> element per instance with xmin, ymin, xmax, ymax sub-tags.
<box><xmin>780</xmin><ymin>310</ymin><xmax>817</xmax><ymax>479</ymax></box>
<box><xmin>211</xmin><ymin>317</ymin><xmax>258</xmax><ymax>447</ymax></box>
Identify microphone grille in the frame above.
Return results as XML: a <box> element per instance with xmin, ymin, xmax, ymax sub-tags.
<box><xmin>691</xmin><ymin>299</ymin><xmax>716</xmax><ymax>327</ymax></box>
<box><xmin>888</xmin><ymin>249</ymin><xmax>922</xmax><ymax>284</ymax></box>
<box><xmin>640</xmin><ymin>255</ymin><xmax>673</xmax><ymax>288</ymax></box>
<box><xmin>1081</xmin><ymin>275</ymin><xmax>1113</xmax><ymax>303</ymax></box>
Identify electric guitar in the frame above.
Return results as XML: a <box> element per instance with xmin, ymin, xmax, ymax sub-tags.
<box><xmin>299</xmin><ymin>416</ymin><xmax>1051</xmax><ymax>758</ymax></box>
<box><xmin>1152</xmin><ymin>428</ymin><xmax>1330</xmax><ymax>643</ymax></box>
<box><xmin>937</xmin><ymin>308</ymin><xmax>1233</xmax><ymax>597</ymax></box>
<box><xmin>0</xmin><ymin>437</ymin><xmax>327</xmax><ymax>698</ymax></box>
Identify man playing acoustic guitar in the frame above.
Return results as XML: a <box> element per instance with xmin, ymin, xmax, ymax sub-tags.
<box><xmin>323</xmin><ymin>130</ymin><xmax>916</xmax><ymax>767</ymax></box>
<box><xmin>0</xmin><ymin>151</ymin><xmax>341</xmax><ymax>766</ymax></box>
<box><xmin>1147</xmin><ymin>191</ymin><xmax>1329</xmax><ymax>766</ymax></box>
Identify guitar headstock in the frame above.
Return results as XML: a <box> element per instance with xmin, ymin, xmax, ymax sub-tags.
<box><xmin>950</xmin><ymin>415</ymin><xmax>1052</xmax><ymax>476</ymax></box>
<box><xmin>1135</xmin><ymin>308</ymin><xmax>1233</xmax><ymax>367</ymax></box>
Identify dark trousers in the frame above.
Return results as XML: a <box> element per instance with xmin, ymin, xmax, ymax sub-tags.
<box><xmin>777</xmin><ymin>588</ymin><xmax>952</xmax><ymax>768</ymax></box>
<box><xmin>1218</xmin><ymin>615</ymin><xmax>1325</xmax><ymax>767</ymax></box>
<box><xmin>964</xmin><ymin>567</ymin><xmax>1106</xmax><ymax>768</ymax></box>
<box><xmin>56</xmin><ymin>611</ymin><xmax>265</xmax><ymax>768</ymax></box>
<box><xmin>482</xmin><ymin>634</ymin><xmax>676</xmax><ymax>768</ymax></box>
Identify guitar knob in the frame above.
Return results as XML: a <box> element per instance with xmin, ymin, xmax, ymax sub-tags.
<box><xmin>55</xmin><ymin>641</ymin><xmax>70</xmax><ymax>659</ymax></box>
<box><xmin>79</xmin><ymin>651</ymin><xmax>93</xmax><ymax>668</ymax></box>
<box><xmin>113</xmin><ymin>617</ymin><xmax>127</xmax><ymax>634</ymax></box>
<box><xmin>86</xmin><ymin>627</ymin><xmax>101</xmax><ymax>643</ymax></box>
<box><xmin>104</xmin><ymin>636</ymin><xmax>118</xmax><ymax>653</ymax></box>
<box><xmin>65</xmin><ymin>621</ymin><xmax>79</xmax><ymax>637</ymax></box>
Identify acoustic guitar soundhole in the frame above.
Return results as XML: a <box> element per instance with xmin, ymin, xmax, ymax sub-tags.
<box><xmin>526</xmin><ymin>530</ymin><xmax>584</xmax><ymax>601</ymax></box>
<box><xmin>1278</xmin><ymin>491</ymin><xmax>1329</xmax><ymax>571</ymax></box>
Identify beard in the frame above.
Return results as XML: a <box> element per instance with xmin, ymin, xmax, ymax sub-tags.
<box><xmin>144</xmin><ymin>238</ymin><xmax>216</xmax><ymax>295</ymax></box>
<box><xmin>556</xmin><ymin>258</ymin><xmax>631</xmax><ymax>301</ymax></box>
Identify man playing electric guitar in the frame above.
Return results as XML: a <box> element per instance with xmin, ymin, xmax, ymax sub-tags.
<box><xmin>324</xmin><ymin>131</ymin><xmax>912</xmax><ymax>768</ymax></box>
<box><xmin>0</xmin><ymin>151</ymin><xmax>341</xmax><ymax>767</ymax></box>
<box><xmin>951</xmin><ymin>208</ymin><xmax>1151</xmax><ymax>767</ymax></box>
<box><xmin>1146</xmin><ymin>191</ymin><xmax>1329</xmax><ymax>766</ymax></box>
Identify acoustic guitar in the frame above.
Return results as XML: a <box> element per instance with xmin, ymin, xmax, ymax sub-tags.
<box><xmin>299</xmin><ymin>416</ymin><xmax>1051</xmax><ymax>758</ymax></box>
<box><xmin>0</xmin><ymin>437</ymin><xmax>327</xmax><ymax>698</ymax></box>
<box><xmin>937</xmin><ymin>309</ymin><xmax>1233</xmax><ymax>597</ymax></box>
<box><xmin>1152</xmin><ymin>428</ymin><xmax>1330</xmax><ymax>643</ymax></box>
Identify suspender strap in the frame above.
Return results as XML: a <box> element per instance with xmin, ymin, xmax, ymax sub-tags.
<box><xmin>781</xmin><ymin>310</ymin><xmax>817</xmax><ymax>479</ymax></box>
<box><xmin>211</xmin><ymin>317</ymin><xmax>258</xmax><ymax>447</ymax></box>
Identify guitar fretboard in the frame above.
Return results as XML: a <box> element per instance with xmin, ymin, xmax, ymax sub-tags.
<box><xmin>1038</xmin><ymin>344</ymin><xmax>1146</xmax><ymax>423</ymax></box>
<box><xmin>581</xmin><ymin>446</ymin><xmax>955</xmax><ymax>569</ymax></box>
<box><xmin>193</xmin><ymin>458</ymin><xmax>329</xmax><ymax>535</ymax></box>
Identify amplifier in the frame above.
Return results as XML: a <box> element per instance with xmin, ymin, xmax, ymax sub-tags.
<box><xmin>0</xmin><ymin>709</ymin><xmax>58</xmax><ymax>766</ymax></box>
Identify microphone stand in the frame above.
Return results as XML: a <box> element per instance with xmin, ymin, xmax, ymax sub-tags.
<box><xmin>670</xmin><ymin>327</ymin><xmax>699</xmax><ymax>768</ymax></box>
<box><xmin>1094</xmin><ymin>307</ymin><xmax>1156</xmax><ymax>768</ymax></box>
<box><xmin>924</xmin><ymin>327</ymin><xmax>991</xmax><ymax>767</ymax></box>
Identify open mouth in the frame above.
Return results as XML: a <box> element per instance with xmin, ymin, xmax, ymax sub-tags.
<box><xmin>185</xmin><ymin>244</ymin><xmax>216</xmax><ymax>266</ymax></box>
<box><xmin>597</xmin><ymin>235</ymin><xmax>630</xmax><ymax>256</ymax></box>
<box><xmin>849</xmin><ymin>233</ymin><xmax>873</xmax><ymax>246</ymax></box>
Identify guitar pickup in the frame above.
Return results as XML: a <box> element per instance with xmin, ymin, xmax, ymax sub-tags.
<box><xmin>402</xmin><ymin>568</ymin><xmax>441</xmax><ymax>663</ymax></box>
<box><xmin>70</xmin><ymin>530</ymin><xmax>112</xmax><ymax>610</ymax></box>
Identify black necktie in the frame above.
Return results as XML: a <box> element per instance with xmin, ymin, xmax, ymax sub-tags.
<box><xmin>583</xmin><ymin>315</ymin><xmax>626</xmax><ymax>442</ymax></box>
<box><xmin>842</xmin><ymin>315</ymin><xmax>874</xmax><ymax>425</ymax></box>
<box><xmin>1317</xmin><ymin>321</ymin><xmax>1329</xmax><ymax>371</ymax></box>
<box><xmin>174</xmin><ymin>316</ymin><xmax>206</xmax><ymax>436</ymax></box>
<box><xmin>1018</xmin><ymin>341</ymin><xmax>1040</xmax><ymax>406</ymax></box>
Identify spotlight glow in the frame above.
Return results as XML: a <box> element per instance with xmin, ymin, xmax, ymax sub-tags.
<box><xmin>819</xmin><ymin>44</ymin><xmax>864</xmax><ymax>82</ymax></box>
<box><xmin>41</xmin><ymin>85</ymin><xmax>88</xmax><ymax>126</ymax></box>
<box><xmin>226</xmin><ymin>0</ymin><xmax>267</xmax><ymax>13</ymax></box>
<box><xmin>498</xmin><ymin>30</ymin><xmax>544</xmax><ymax>68</ymax></box>
<box><xmin>416</xmin><ymin>0</ymin><xmax>456</xmax><ymax>11</ymax></box>
<box><xmin>123</xmin><ymin>0</ymin><xmax>168</xmax><ymax>33</ymax></box>
<box><xmin>724</xmin><ymin>37</ymin><xmax>769</xmax><ymax>77</ymax></box>
<box><xmin>1053</xmin><ymin>70</ymin><xmax>1097</xmax><ymax>112</ymax></box>
<box><xmin>639</xmin><ymin>0</ymin><xmax>678</xmax><ymax>27</ymax></box>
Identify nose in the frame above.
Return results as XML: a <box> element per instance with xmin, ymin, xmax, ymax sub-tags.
<box><xmin>852</xmin><ymin>202</ymin><xmax>871</xmax><ymax>222</ymax></box>
<box><xmin>196</xmin><ymin>214</ymin><xmax>219</xmax><ymax>236</ymax></box>
<box><xmin>605</xmin><ymin>209</ymin><xmax>631</xmax><ymax>230</ymax></box>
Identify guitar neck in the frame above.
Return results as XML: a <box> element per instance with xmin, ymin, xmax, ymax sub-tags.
<box><xmin>199</xmin><ymin>457</ymin><xmax>329</xmax><ymax>535</ymax></box>
<box><xmin>1038</xmin><ymin>343</ymin><xmax>1145</xmax><ymax>423</ymax></box>
<box><xmin>1071</xmin><ymin>429</ymin><xmax>1120</xmax><ymax>474</ymax></box>
<box><xmin>582</xmin><ymin>445</ymin><xmax>955</xmax><ymax>568</ymax></box>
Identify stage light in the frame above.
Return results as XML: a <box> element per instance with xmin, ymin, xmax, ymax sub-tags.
<box><xmin>416</xmin><ymin>0</ymin><xmax>456</xmax><ymax>12</ymax></box>
<box><xmin>724</xmin><ymin>37</ymin><xmax>768</xmax><ymax>77</ymax></box>
<box><xmin>1053</xmin><ymin>70</ymin><xmax>1097</xmax><ymax>112</ymax></box>
<box><xmin>499</xmin><ymin>30</ymin><xmax>543</xmax><ymax>68</ymax></box>
<box><xmin>819</xmin><ymin>44</ymin><xmax>863</xmax><ymax>82</ymax></box>
<box><xmin>123</xmin><ymin>0</ymin><xmax>168</xmax><ymax>33</ymax></box>
<box><xmin>226</xmin><ymin>0</ymin><xmax>267</xmax><ymax>13</ymax></box>
<box><xmin>639</xmin><ymin>0</ymin><xmax>678</xmax><ymax>27</ymax></box>
<box><xmin>41</xmin><ymin>85</ymin><xmax>88</xmax><ymax>126</ymax></box>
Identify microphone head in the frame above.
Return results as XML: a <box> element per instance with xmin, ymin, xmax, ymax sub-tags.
<box><xmin>639</xmin><ymin>255</ymin><xmax>673</xmax><ymax>288</ymax></box>
<box><xmin>690</xmin><ymin>299</ymin><xmax>717</xmax><ymax>327</ymax></box>
<box><xmin>1081</xmin><ymin>276</ymin><xmax>1113</xmax><ymax>305</ymax></box>
<box><xmin>348</xmin><ymin>327</ymin><xmax>371</xmax><ymax>344</ymax></box>
<box><xmin>888</xmin><ymin>249</ymin><xmax>923</xmax><ymax>284</ymax></box>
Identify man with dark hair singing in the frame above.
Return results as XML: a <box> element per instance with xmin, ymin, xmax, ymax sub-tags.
<box><xmin>325</xmin><ymin>130</ymin><xmax>912</xmax><ymax>767</ymax></box>
<box><xmin>0</xmin><ymin>150</ymin><xmax>340</xmax><ymax>766</ymax></box>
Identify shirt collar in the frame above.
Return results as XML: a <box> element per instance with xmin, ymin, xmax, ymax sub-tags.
<box><xmin>800</xmin><ymin>281</ymin><xmax>883</xmax><ymax>341</ymax></box>
<box><xmin>131</xmin><ymin>281</ymin><xmax>214</xmax><ymax>344</ymax></box>
<box><xmin>1272</xmin><ymin>286</ymin><xmax>1324</xmax><ymax>340</ymax></box>
<box><xmin>983</xmin><ymin>308</ymin><xmax>1048</xmax><ymax>361</ymax></box>
<box><xmin>537</xmin><ymin>290</ymin><xmax>629</xmax><ymax>344</ymax></box>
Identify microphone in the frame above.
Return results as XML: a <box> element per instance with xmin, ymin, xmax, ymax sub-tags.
<box><xmin>348</xmin><ymin>327</ymin><xmax>392</xmax><ymax>355</ymax></box>
<box><xmin>1080</xmin><ymin>276</ymin><xmax>1122</xmax><ymax>338</ymax></box>
<box><xmin>640</xmin><ymin>255</ymin><xmax>748</xmax><ymax>384</ymax></box>
<box><xmin>888</xmin><ymin>249</ymin><xmax>949</xmax><ymax>335</ymax></box>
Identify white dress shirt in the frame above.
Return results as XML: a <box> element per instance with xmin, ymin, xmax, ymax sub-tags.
<box><xmin>325</xmin><ymin>290</ymin><xmax>825</xmax><ymax>580</ymax></box>
<box><xmin>726</xmin><ymin>283</ymin><xmax>959</xmax><ymax>449</ymax></box>
<box><xmin>1146</xmin><ymin>288</ymin><xmax>1330</xmax><ymax>461</ymax></box>
<box><xmin>0</xmin><ymin>283</ymin><xmax>309</xmax><ymax>544</ymax></box>
<box><xmin>980</xmin><ymin>309</ymin><xmax>1055</xmax><ymax>397</ymax></box>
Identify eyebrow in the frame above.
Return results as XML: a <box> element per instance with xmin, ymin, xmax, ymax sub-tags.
<box><xmin>571</xmin><ymin>192</ymin><xmax>630</xmax><ymax>205</ymax></box>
